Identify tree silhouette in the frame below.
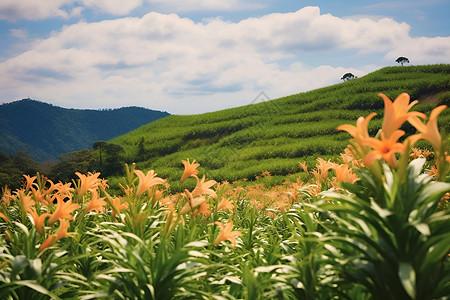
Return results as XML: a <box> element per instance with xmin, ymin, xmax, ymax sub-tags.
<box><xmin>395</xmin><ymin>57</ymin><xmax>410</xmax><ymax>66</ymax></box>
<box><xmin>93</xmin><ymin>141</ymin><xmax>108</xmax><ymax>170</ymax></box>
<box><xmin>341</xmin><ymin>73</ymin><xmax>356</xmax><ymax>81</ymax></box>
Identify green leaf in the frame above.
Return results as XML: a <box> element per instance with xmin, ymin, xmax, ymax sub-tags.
<box><xmin>399</xmin><ymin>262</ymin><xmax>416</xmax><ymax>299</ymax></box>
<box><xmin>416</xmin><ymin>182</ymin><xmax>450</xmax><ymax>206</ymax></box>
<box><xmin>413</xmin><ymin>223</ymin><xmax>430</xmax><ymax>236</ymax></box>
<box><xmin>254</xmin><ymin>265</ymin><xmax>283</xmax><ymax>273</ymax></box>
<box><xmin>29</xmin><ymin>258</ymin><xmax>42</xmax><ymax>277</ymax></box>
<box><xmin>15</xmin><ymin>280</ymin><xmax>61</xmax><ymax>300</ymax></box>
<box><xmin>408</xmin><ymin>158</ymin><xmax>426</xmax><ymax>177</ymax></box>
<box><xmin>11</xmin><ymin>255</ymin><xmax>29</xmax><ymax>280</ymax></box>
<box><xmin>185</xmin><ymin>240</ymin><xmax>208</xmax><ymax>248</ymax></box>
<box><xmin>370</xmin><ymin>199</ymin><xmax>391</xmax><ymax>218</ymax></box>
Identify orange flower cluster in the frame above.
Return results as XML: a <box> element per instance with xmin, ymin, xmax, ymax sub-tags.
<box><xmin>338</xmin><ymin>93</ymin><xmax>447</xmax><ymax>169</ymax></box>
<box><xmin>297</xmin><ymin>157</ymin><xmax>359</xmax><ymax>195</ymax></box>
<box><xmin>0</xmin><ymin>172</ymin><xmax>113</xmax><ymax>252</ymax></box>
<box><xmin>155</xmin><ymin>158</ymin><xmax>243</xmax><ymax>246</ymax></box>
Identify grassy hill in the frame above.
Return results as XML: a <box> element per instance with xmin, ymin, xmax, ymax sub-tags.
<box><xmin>0</xmin><ymin>99</ymin><xmax>170</xmax><ymax>162</ymax></box>
<box><xmin>112</xmin><ymin>65</ymin><xmax>450</xmax><ymax>188</ymax></box>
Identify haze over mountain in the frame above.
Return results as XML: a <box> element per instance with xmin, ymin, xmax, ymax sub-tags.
<box><xmin>0</xmin><ymin>99</ymin><xmax>170</xmax><ymax>161</ymax></box>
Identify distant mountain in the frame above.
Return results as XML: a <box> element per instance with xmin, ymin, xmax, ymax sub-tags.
<box><xmin>0</xmin><ymin>99</ymin><xmax>170</xmax><ymax>162</ymax></box>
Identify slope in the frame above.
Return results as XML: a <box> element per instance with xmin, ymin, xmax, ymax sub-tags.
<box><xmin>112</xmin><ymin>65</ymin><xmax>450</xmax><ymax>185</ymax></box>
<box><xmin>0</xmin><ymin>99</ymin><xmax>170</xmax><ymax>161</ymax></box>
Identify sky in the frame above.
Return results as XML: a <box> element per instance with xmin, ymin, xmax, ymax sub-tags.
<box><xmin>0</xmin><ymin>1</ymin><xmax>449</xmax><ymax>115</ymax></box>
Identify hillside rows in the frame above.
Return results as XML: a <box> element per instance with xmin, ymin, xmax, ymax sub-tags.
<box><xmin>112</xmin><ymin>65</ymin><xmax>450</xmax><ymax>187</ymax></box>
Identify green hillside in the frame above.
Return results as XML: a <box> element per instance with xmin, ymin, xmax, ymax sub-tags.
<box><xmin>0</xmin><ymin>99</ymin><xmax>170</xmax><ymax>161</ymax></box>
<box><xmin>112</xmin><ymin>65</ymin><xmax>450</xmax><ymax>187</ymax></box>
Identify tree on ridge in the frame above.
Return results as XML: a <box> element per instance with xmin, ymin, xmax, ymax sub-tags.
<box><xmin>395</xmin><ymin>57</ymin><xmax>410</xmax><ymax>66</ymax></box>
<box><xmin>341</xmin><ymin>73</ymin><xmax>356</xmax><ymax>81</ymax></box>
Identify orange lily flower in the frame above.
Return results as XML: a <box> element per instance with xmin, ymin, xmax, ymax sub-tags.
<box><xmin>160</xmin><ymin>195</ymin><xmax>177</xmax><ymax>211</ymax></box>
<box><xmin>180</xmin><ymin>190</ymin><xmax>207</xmax><ymax>215</ymax></box>
<box><xmin>331</xmin><ymin>164</ymin><xmax>359</xmax><ymax>184</ymax></box>
<box><xmin>39</xmin><ymin>235</ymin><xmax>57</xmax><ymax>253</ymax></box>
<box><xmin>379</xmin><ymin>93</ymin><xmax>426</xmax><ymax>138</ymax></box>
<box><xmin>362</xmin><ymin>130</ymin><xmax>406</xmax><ymax>168</ymax></box>
<box><xmin>110</xmin><ymin>197</ymin><xmax>129</xmax><ymax>219</ymax></box>
<box><xmin>192</xmin><ymin>202</ymin><xmax>211</xmax><ymax>218</ymax></box>
<box><xmin>286</xmin><ymin>188</ymin><xmax>300</xmax><ymax>201</ymax></box>
<box><xmin>0</xmin><ymin>212</ymin><xmax>8</xmax><ymax>222</ymax></box>
<box><xmin>181</xmin><ymin>159</ymin><xmax>200</xmax><ymax>182</ymax></box>
<box><xmin>48</xmin><ymin>195</ymin><xmax>79</xmax><ymax>225</ymax></box>
<box><xmin>191</xmin><ymin>175</ymin><xmax>217</xmax><ymax>199</ymax></box>
<box><xmin>218</xmin><ymin>198</ymin><xmax>234</xmax><ymax>212</ymax></box>
<box><xmin>119</xmin><ymin>183</ymin><xmax>133</xmax><ymax>196</ymax></box>
<box><xmin>75</xmin><ymin>172</ymin><xmax>101</xmax><ymax>196</ymax></box>
<box><xmin>298</xmin><ymin>161</ymin><xmax>308</xmax><ymax>173</ymax></box>
<box><xmin>214</xmin><ymin>220</ymin><xmax>242</xmax><ymax>247</ymax></box>
<box><xmin>23</xmin><ymin>175</ymin><xmax>38</xmax><ymax>191</ymax></box>
<box><xmin>15</xmin><ymin>190</ymin><xmax>35</xmax><ymax>213</ymax></box>
<box><xmin>428</xmin><ymin>165</ymin><xmax>439</xmax><ymax>178</ymax></box>
<box><xmin>54</xmin><ymin>218</ymin><xmax>74</xmax><ymax>239</ymax></box>
<box><xmin>315</xmin><ymin>158</ymin><xmax>335</xmax><ymax>180</ymax></box>
<box><xmin>1</xmin><ymin>186</ymin><xmax>13</xmax><ymax>206</ymax></box>
<box><xmin>408</xmin><ymin>105</ymin><xmax>447</xmax><ymax>149</ymax></box>
<box><xmin>39</xmin><ymin>219</ymin><xmax>74</xmax><ymax>252</ymax></box>
<box><xmin>337</xmin><ymin>112</ymin><xmax>377</xmax><ymax>142</ymax></box>
<box><xmin>28</xmin><ymin>208</ymin><xmax>51</xmax><ymax>235</ymax></box>
<box><xmin>84</xmin><ymin>192</ymin><xmax>106</xmax><ymax>213</ymax></box>
<box><xmin>45</xmin><ymin>179</ymin><xmax>57</xmax><ymax>194</ymax></box>
<box><xmin>134</xmin><ymin>169</ymin><xmax>166</xmax><ymax>197</ymax></box>
<box><xmin>53</xmin><ymin>181</ymin><xmax>73</xmax><ymax>198</ymax></box>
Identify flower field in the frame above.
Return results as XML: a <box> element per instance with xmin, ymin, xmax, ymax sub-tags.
<box><xmin>0</xmin><ymin>93</ymin><xmax>449</xmax><ymax>299</ymax></box>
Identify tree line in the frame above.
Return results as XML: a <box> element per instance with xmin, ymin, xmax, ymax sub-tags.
<box><xmin>0</xmin><ymin>141</ymin><xmax>126</xmax><ymax>190</ymax></box>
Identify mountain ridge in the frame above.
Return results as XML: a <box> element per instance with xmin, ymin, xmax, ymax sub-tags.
<box><xmin>0</xmin><ymin>99</ymin><xmax>170</xmax><ymax>161</ymax></box>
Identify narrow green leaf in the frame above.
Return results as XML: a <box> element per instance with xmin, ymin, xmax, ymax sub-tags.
<box><xmin>15</xmin><ymin>280</ymin><xmax>61</xmax><ymax>300</ymax></box>
<box><xmin>413</xmin><ymin>223</ymin><xmax>430</xmax><ymax>236</ymax></box>
<box><xmin>399</xmin><ymin>262</ymin><xmax>416</xmax><ymax>299</ymax></box>
<box><xmin>185</xmin><ymin>240</ymin><xmax>208</xmax><ymax>248</ymax></box>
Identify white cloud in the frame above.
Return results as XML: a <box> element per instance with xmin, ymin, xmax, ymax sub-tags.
<box><xmin>81</xmin><ymin>0</ymin><xmax>143</xmax><ymax>15</ymax></box>
<box><xmin>0</xmin><ymin>0</ymin><xmax>261</xmax><ymax>21</ymax></box>
<box><xmin>9</xmin><ymin>28</ymin><xmax>28</xmax><ymax>39</ymax></box>
<box><xmin>385</xmin><ymin>36</ymin><xmax>450</xmax><ymax>65</ymax></box>
<box><xmin>0</xmin><ymin>7</ymin><xmax>448</xmax><ymax>114</ymax></box>
<box><xmin>0</xmin><ymin>0</ymin><xmax>142</xmax><ymax>21</ymax></box>
<box><xmin>146</xmin><ymin>0</ymin><xmax>263</xmax><ymax>12</ymax></box>
<box><xmin>0</xmin><ymin>0</ymin><xmax>81</xmax><ymax>21</ymax></box>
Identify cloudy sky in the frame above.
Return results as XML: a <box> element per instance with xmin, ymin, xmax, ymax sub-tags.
<box><xmin>0</xmin><ymin>1</ymin><xmax>449</xmax><ymax>115</ymax></box>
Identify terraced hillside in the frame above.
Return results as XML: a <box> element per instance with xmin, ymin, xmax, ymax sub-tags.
<box><xmin>112</xmin><ymin>65</ymin><xmax>450</xmax><ymax>187</ymax></box>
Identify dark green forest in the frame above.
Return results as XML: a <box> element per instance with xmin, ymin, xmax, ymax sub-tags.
<box><xmin>0</xmin><ymin>99</ymin><xmax>170</xmax><ymax>162</ymax></box>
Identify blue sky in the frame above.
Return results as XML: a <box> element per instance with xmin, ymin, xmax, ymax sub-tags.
<box><xmin>0</xmin><ymin>0</ymin><xmax>449</xmax><ymax>114</ymax></box>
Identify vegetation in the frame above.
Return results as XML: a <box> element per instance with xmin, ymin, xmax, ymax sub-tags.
<box><xmin>111</xmin><ymin>65</ymin><xmax>450</xmax><ymax>190</ymax></box>
<box><xmin>0</xmin><ymin>94</ymin><xmax>448</xmax><ymax>299</ymax></box>
<box><xmin>396</xmin><ymin>56</ymin><xmax>410</xmax><ymax>66</ymax></box>
<box><xmin>341</xmin><ymin>72</ymin><xmax>356</xmax><ymax>81</ymax></box>
<box><xmin>0</xmin><ymin>151</ymin><xmax>41</xmax><ymax>190</ymax></box>
<box><xmin>0</xmin><ymin>99</ymin><xmax>170</xmax><ymax>162</ymax></box>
